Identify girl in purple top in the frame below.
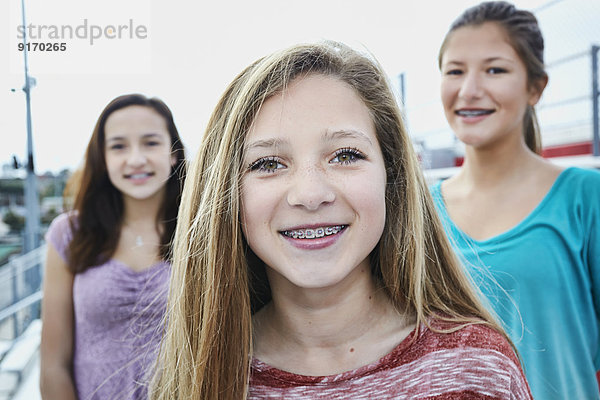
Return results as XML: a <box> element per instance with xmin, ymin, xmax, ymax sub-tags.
<box><xmin>40</xmin><ymin>94</ymin><xmax>186</xmax><ymax>400</ymax></box>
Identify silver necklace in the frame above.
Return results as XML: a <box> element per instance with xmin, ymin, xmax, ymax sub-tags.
<box><xmin>123</xmin><ymin>224</ymin><xmax>146</xmax><ymax>247</ymax></box>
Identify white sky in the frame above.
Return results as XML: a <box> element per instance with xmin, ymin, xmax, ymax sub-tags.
<box><xmin>2</xmin><ymin>0</ymin><xmax>599</xmax><ymax>173</ymax></box>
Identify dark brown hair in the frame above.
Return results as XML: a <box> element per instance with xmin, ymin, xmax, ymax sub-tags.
<box><xmin>67</xmin><ymin>94</ymin><xmax>186</xmax><ymax>273</ymax></box>
<box><xmin>438</xmin><ymin>1</ymin><xmax>547</xmax><ymax>153</ymax></box>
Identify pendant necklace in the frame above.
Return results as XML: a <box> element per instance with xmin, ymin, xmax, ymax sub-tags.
<box><xmin>124</xmin><ymin>223</ymin><xmax>146</xmax><ymax>248</ymax></box>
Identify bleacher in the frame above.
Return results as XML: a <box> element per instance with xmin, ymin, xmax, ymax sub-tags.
<box><xmin>0</xmin><ymin>319</ymin><xmax>40</xmax><ymax>399</ymax></box>
<box><xmin>0</xmin><ymin>246</ymin><xmax>45</xmax><ymax>399</ymax></box>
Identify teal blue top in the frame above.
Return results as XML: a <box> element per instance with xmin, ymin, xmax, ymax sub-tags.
<box><xmin>430</xmin><ymin>167</ymin><xmax>600</xmax><ymax>400</ymax></box>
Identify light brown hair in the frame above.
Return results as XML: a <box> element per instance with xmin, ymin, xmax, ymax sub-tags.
<box><xmin>151</xmin><ymin>41</ymin><xmax>506</xmax><ymax>399</ymax></box>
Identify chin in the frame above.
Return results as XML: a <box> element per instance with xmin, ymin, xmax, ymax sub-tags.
<box><xmin>454</xmin><ymin>133</ymin><xmax>488</xmax><ymax>148</ymax></box>
<box><xmin>123</xmin><ymin>189</ymin><xmax>163</xmax><ymax>202</ymax></box>
<box><xmin>291</xmin><ymin>269</ymin><xmax>357</xmax><ymax>291</ymax></box>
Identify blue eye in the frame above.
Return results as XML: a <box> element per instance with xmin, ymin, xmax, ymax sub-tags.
<box><xmin>248</xmin><ymin>157</ymin><xmax>285</xmax><ymax>173</ymax></box>
<box><xmin>331</xmin><ymin>148</ymin><xmax>365</xmax><ymax>165</ymax></box>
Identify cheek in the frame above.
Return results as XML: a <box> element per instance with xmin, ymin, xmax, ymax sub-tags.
<box><xmin>440</xmin><ymin>82</ymin><xmax>455</xmax><ymax>111</ymax></box>
<box><xmin>495</xmin><ymin>77</ymin><xmax>529</xmax><ymax>107</ymax></box>
<box><xmin>351</xmin><ymin>183</ymin><xmax>386</xmax><ymax>253</ymax></box>
<box><xmin>346</xmin><ymin>170</ymin><xmax>386</xmax><ymax>221</ymax></box>
<box><xmin>240</xmin><ymin>190</ymin><xmax>251</xmax><ymax>238</ymax></box>
<box><xmin>158</xmin><ymin>150</ymin><xmax>175</xmax><ymax>171</ymax></box>
<box><xmin>104</xmin><ymin>155</ymin><xmax>118</xmax><ymax>176</ymax></box>
<box><xmin>240</xmin><ymin>184</ymin><xmax>270</xmax><ymax>236</ymax></box>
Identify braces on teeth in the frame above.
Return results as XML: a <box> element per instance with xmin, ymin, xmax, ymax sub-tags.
<box><xmin>283</xmin><ymin>225</ymin><xmax>345</xmax><ymax>239</ymax></box>
<box><xmin>457</xmin><ymin>110</ymin><xmax>492</xmax><ymax>116</ymax></box>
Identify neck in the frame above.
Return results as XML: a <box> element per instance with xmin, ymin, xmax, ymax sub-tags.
<box><xmin>254</xmin><ymin>268</ymin><xmax>412</xmax><ymax>372</ymax></box>
<box><xmin>457</xmin><ymin>136</ymin><xmax>542</xmax><ymax>189</ymax></box>
<box><xmin>270</xmin><ymin>287</ymin><xmax>390</xmax><ymax>347</ymax></box>
<box><xmin>122</xmin><ymin>191</ymin><xmax>164</xmax><ymax>228</ymax></box>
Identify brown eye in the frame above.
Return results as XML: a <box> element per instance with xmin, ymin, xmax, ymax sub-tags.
<box><xmin>264</xmin><ymin>160</ymin><xmax>279</xmax><ymax>170</ymax></box>
<box><xmin>338</xmin><ymin>153</ymin><xmax>354</xmax><ymax>163</ymax></box>
<box><xmin>248</xmin><ymin>157</ymin><xmax>285</xmax><ymax>173</ymax></box>
<box><xmin>331</xmin><ymin>148</ymin><xmax>365</xmax><ymax>165</ymax></box>
<box><xmin>108</xmin><ymin>143</ymin><xmax>125</xmax><ymax>150</ymax></box>
<box><xmin>487</xmin><ymin>67</ymin><xmax>508</xmax><ymax>74</ymax></box>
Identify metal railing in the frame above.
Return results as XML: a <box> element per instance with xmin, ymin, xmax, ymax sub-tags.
<box><xmin>0</xmin><ymin>245</ymin><xmax>45</xmax><ymax>341</ymax></box>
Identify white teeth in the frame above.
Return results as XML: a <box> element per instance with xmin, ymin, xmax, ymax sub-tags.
<box><xmin>128</xmin><ymin>173</ymin><xmax>150</xmax><ymax>179</ymax></box>
<box><xmin>283</xmin><ymin>225</ymin><xmax>345</xmax><ymax>239</ymax></box>
<box><xmin>456</xmin><ymin>110</ymin><xmax>493</xmax><ymax>117</ymax></box>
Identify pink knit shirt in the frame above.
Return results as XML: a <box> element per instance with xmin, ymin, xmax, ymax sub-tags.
<box><xmin>249</xmin><ymin>321</ymin><xmax>532</xmax><ymax>399</ymax></box>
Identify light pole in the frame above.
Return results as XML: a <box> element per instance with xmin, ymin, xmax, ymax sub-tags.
<box><xmin>592</xmin><ymin>45</ymin><xmax>599</xmax><ymax>157</ymax></box>
<box><xmin>19</xmin><ymin>0</ymin><xmax>41</xmax><ymax>253</ymax></box>
<box><xmin>398</xmin><ymin>72</ymin><xmax>406</xmax><ymax>111</ymax></box>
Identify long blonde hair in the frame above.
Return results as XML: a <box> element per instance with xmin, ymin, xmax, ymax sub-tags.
<box><xmin>151</xmin><ymin>41</ymin><xmax>505</xmax><ymax>399</ymax></box>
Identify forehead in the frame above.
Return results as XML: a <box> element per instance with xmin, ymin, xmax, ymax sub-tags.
<box><xmin>247</xmin><ymin>74</ymin><xmax>376</xmax><ymax>143</ymax></box>
<box><xmin>442</xmin><ymin>22</ymin><xmax>520</xmax><ymax>62</ymax></box>
<box><xmin>104</xmin><ymin>105</ymin><xmax>168</xmax><ymax>139</ymax></box>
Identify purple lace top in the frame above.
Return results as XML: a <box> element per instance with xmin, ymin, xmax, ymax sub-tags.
<box><xmin>45</xmin><ymin>213</ymin><xmax>170</xmax><ymax>400</ymax></box>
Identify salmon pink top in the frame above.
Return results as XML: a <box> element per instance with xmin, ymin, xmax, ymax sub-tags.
<box><xmin>249</xmin><ymin>320</ymin><xmax>532</xmax><ymax>399</ymax></box>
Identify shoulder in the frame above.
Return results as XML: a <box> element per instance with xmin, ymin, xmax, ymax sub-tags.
<box><xmin>428</xmin><ymin>180</ymin><xmax>446</xmax><ymax>211</ymax></box>
<box><xmin>406</xmin><ymin>321</ymin><xmax>532</xmax><ymax>398</ymax></box>
<box><xmin>47</xmin><ymin>211</ymin><xmax>78</xmax><ymax>238</ymax></box>
<box><xmin>428</xmin><ymin>179</ymin><xmax>443</xmax><ymax>193</ymax></box>
<box><xmin>557</xmin><ymin>167</ymin><xmax>600</xmax><ymax>191</ymax></box>
<box><xmin>416</xmin><ymin>320</ymin><xmax>516</xmax><ymax>361</ymax></box>
<box><xmin>45</xmin><ymin>212</ymin><xmax>78</xmax><ymax>261</ymax></box>
<box><xmin>48</xmin><ymin>211</ymin><xmax>76</xmax><ymax>229</ymax></box>
<box><xmin>428</xmin><ymin>180</ymin><xmax>444</xmax><ymax>202</ymax></box>
<box><xmin>551</xmin><ymin>168</ymin><xmax>600</xmax><ymax>215</ymax></box>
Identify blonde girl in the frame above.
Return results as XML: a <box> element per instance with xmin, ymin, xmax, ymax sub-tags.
<box><xmin>152</xmin><ymin>41</ymin><xmax>531</xmax><ymax>399</ymax></box>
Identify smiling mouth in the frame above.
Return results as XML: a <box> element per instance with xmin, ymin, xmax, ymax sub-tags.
<box><xmin>281</xmin><ymin>225</ymin><xmax>347</xmax><ymax>239</ymax></box>
<box><xmin>125</xmin><ymin>172</ymin><xmax>154</xmax><ymax>179</ymax></box>
<box><xmin>455</xmin><ymin>109</ymin><xmax>494</xmax><ymax>117</ymax></box>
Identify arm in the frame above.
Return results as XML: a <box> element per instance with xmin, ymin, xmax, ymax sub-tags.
<box><xmin>584</xmin><ymin>172</ymin><xmax>600</xmax><ymax>377</ymax></box>
<box><xmin>39</xmin><ymin>243</ymin><xmax>77</xmax><ymax>400</ymax></box>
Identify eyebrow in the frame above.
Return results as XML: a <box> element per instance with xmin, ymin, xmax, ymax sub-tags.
<box><xmin>444</xmin><ymin>56</ymin><xmax>515</xmax><ymax>66</ymax></box>
<box><xmin>244</xmin><ymin>129</ymin><xmax>373</xmax><ymax>152</ymax></box>
<box><xmin>105</xmin><ymin>133</ymin><xmax>163</xmax><ymax>142</ymax></box>
<box><xmin>244</xmin><ymin>138</ymin><xmax>290</xmax><ymax>152</ymax></box>
<box><xmin>324</xmin><ymin>129</ymin><xmax>373</xmax><ymax>145</ymax></box>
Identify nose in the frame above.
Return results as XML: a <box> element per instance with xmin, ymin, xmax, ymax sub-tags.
<box><xmin>458</xmin><ymin>71</ymin><xmax>483</xmax><ymax>100</ymax></box>
<box><xmin>286</xmin><ymin>166</ymin><xmax>335</xmax><ymax>211</ymax></box>
<box><xmin>126</xmin><ymin>146</ymin><xmax>147</xmax><ymax>168</ymax></box>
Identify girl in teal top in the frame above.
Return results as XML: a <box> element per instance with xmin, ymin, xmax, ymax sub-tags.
<box><xmin>435</xmin><ymin>2</ymin><xmax>600</xmax><ymax>399</ymax></box>
<box><xmin>431</xmin><ymin>168</ymin><xmax>600</xmax><ymax>399</ymax></box>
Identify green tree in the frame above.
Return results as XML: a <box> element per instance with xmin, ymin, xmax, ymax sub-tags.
<box><xmin>3</xmin><ymin>210</ymin><xmax>25</xmax><ymax>233</ymax></box>
<box><xmin>0</xmin><ymin>179</ymin><xmax>24</xmax><ymax>195</ymax></box>
<box><xmin>41</xmin><ymin>207</ymin><xmax>60</xmax><ymax>225</ymax></box>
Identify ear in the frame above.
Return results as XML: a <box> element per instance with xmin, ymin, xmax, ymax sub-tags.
<box><xmin>528</xmin><ymin>76</ymin><xmax>548</xmax><ymax>106</ymax></box>
<box><xmin>171</xmin><ymin>154</ymin><xmax>177</xmax><ymax>167</ymax></box>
